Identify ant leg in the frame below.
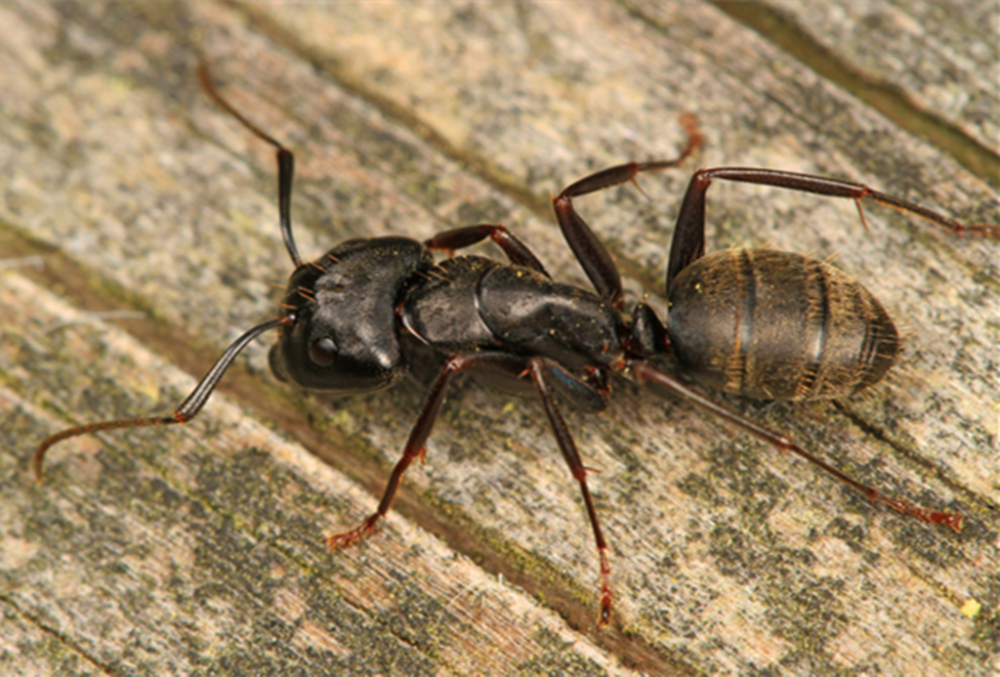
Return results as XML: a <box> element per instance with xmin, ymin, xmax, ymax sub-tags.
<box><xmin>327</xmin><ymin>352</ymin><xmax>530</xmax><ymax>548</ymax></box>
<box><xmin>667</xmin><ymin>167</ymin><xmax>998</xmax><ymax>290</ymax></box>
<box><xmin>528</xmin><ymin>358</ymin><xmax>615</xmax><ymax>627</ymax></box>
<box><xmin>425</xmin><ymin>224</ymin><xmax>549</xmax><ymax>276</ymax></box>
<box><xmin>629</xmin><ymin>360</ymin><xmax>964</xmax><ymax>532</ymax></box>
<box><xmin>537</xmin><ymin>359</ymin><xmax>611</xmax><ymax>413</ymax></box>
<box><xmin>553</xmin><ymin>114</ymin><xmax>702</xmax><ymax>306</ymax></box>
<box><xmin>198</xmin><ymin>63</ymin><xmax>302</xmax><ymax>268</ymax></box>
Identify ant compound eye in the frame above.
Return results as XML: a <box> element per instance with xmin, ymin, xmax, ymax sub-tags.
<box><xmin>308</xmin><ymin>336</ymin><xmax>338</xmax><ymax>366</ymax></box>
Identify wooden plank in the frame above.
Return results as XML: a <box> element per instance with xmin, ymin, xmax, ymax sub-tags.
<box><xmin>0</xmin><ymin>3</ymin><xmax>639</xmax><ymax>675</ymax></box>
<box><xmin>760</xmin><ymin>0</ymin><xmax>999</xmax><ymax>158</ymax></box>
<box><xmin>0</xmin><ymin>1</ymin><xmax>996</xmax><ymax>675</ymax></box>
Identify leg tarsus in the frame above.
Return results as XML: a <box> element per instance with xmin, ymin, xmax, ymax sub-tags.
<box><xmin>597</xmin><ymin>548</ymin><xmax>613</xmax><ymax>627</ymax></box>
<box><xmin>629</xmin><ymin>360</ymin><xmax>964</xmax><ymax>532</ymax></box>
<box><xmin>876</xmin><ymin>493</ymin><xmax>964</xmax><ymax>532</ymax></box>
<box><xmin>328</xmin><ymin>513</ymin><xmax>383</xmax><ymax>549</ymax></box>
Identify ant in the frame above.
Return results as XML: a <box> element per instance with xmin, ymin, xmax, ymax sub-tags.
<box><xmin>34</xmin><ymin>64</ymin><xmax>998</xmax><ymax>627</ymax></box>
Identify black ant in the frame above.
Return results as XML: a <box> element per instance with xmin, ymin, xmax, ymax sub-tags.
<box><xmin>34</xmin><ymin>64</ymin><xmax>998</xmax><ymax>627</ymax></box>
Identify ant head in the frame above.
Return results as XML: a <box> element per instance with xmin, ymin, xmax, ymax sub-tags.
<box><xmin>269</xmin><ymin>237</ymin><xmax>433</xmax><ymax>393</ymax></box>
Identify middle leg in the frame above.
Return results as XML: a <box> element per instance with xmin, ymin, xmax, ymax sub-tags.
<box><xmin>528</xmin><ymin>357</ymin><xmax>615</xmax><ymax>626</ymax></box>
<box><xmin>425</xmin><ymin>224</ymin><xmax>549</xmax><ymax>276</ymax></box>
<box><xmin>551</xmin><ymin>113</ymin><xmax>702</xmax><ymax>306</ymax></box>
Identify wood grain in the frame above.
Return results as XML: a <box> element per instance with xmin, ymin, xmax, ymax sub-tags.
<box><xmin>1</xmin><ymin>1</ymin><xmax>997</xmax><ymax>675</ymax></box>
<box><xmin>762</xmin><ymin>0</ymin><xmax>998</xmax><ymax>155</ymax></box>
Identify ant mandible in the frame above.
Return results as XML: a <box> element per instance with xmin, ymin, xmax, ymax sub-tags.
<box><xmin>34</xmin><ymin>63</ymin><xmax>999</xmax><ymax>627</ymax></box>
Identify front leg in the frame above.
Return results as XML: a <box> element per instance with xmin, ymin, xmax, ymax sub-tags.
<box><xmin>327</xmin><ymin>352</ymin><xmax>531</xmax><ymax>547</ymax></box>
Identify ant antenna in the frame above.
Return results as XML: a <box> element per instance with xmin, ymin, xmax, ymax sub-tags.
<box><xmin>197</xmin><ymin>62</ymin><xmax>303</xmax><ymax>268</ymax></box>
<box><xmin>34</xmin><ymin>318</ymin><xmax>285</xmax><ymax>481</ymax></box>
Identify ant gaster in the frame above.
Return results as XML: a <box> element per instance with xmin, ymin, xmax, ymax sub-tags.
<box><xmin>35</xmin><ymin>64</ymin><xmax>998</xmax><ymax>627</ymax></box>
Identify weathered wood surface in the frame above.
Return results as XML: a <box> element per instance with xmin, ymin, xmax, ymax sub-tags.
<box><xmin>764</xmin><ymin>0</ymin><xmax>998</xmax><ymax>154</ymax></box>
<box><xmin>1</xmin><ymin>1</ymin><xmax>997</xmax><ymax>675</ymax></box>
